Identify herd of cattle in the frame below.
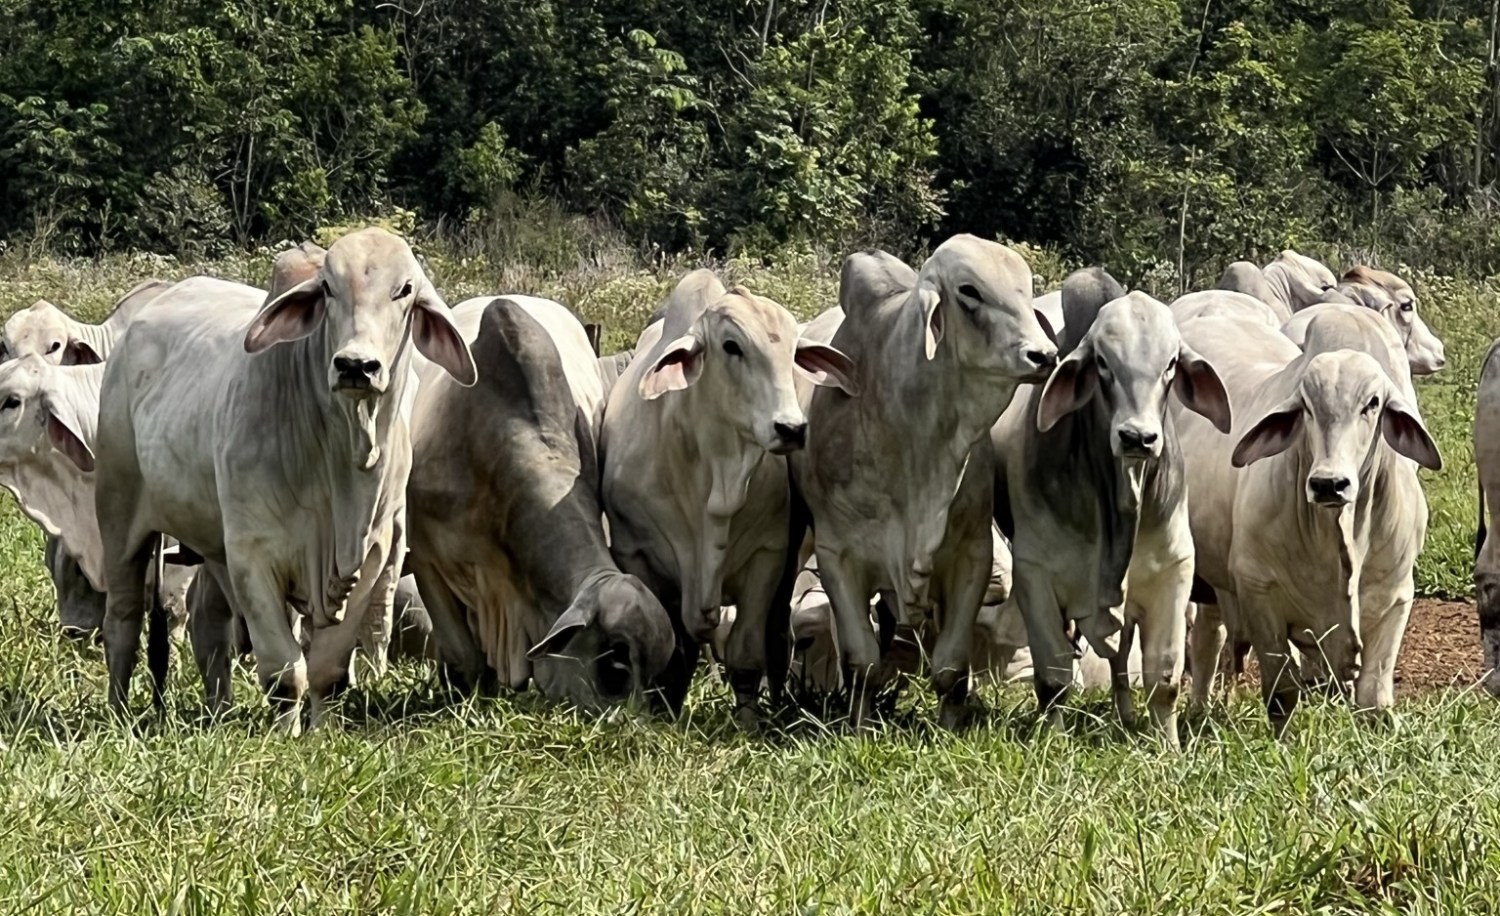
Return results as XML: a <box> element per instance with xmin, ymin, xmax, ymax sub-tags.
<box><xmin>2</xmin><ymin>227</ymin><xmax>1496</xmax><ymax>746</ymax></box>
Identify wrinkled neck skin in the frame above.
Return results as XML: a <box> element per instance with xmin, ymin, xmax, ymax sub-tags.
<box><xmin>879</xmin><ymin>303</ymin><xmax>1021</xmax><ymax>612</ymax></box>
<box><xmin>0</xmin><ymin>457</ymin><xmax>102</xmax><ymax>590</ymax></box>
<box><xmin>71</xmin><ymin>320</ymin><xmax>114</xmax><ymax>361</ymax></box>
<box><xmin>657</xmin><ymin>386</ymin><xmax>767</xmax><ymax>614</ymax></box>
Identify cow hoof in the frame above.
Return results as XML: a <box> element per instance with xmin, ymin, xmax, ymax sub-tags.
<box><xmin>732</xmin><ymin>703</ymin><xmax>764</xmax><ymax>734</ymax></box>
<box><xmin>938</xmin><ymin>697</ymin><xmax>981</xmax><ymax>731</ymax></box>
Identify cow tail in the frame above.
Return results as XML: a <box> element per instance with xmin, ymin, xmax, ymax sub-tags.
<box><xmin>147</xmin><ymin>533</ymin><xmax>171</xmax><ymax>712</ymax></box>
<box><xmin>1479</xmin><ymin>479</ymin><xmax>1490</xmax><ymax>565</ymax></box>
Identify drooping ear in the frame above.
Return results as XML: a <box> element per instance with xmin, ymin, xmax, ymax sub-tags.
<box><xmin>244</xmin><ymin>276</ymin><xmax>326</xmax><ymax>353</ymax></box>
<box><xmin>794</xmin><ymin>340</ymin><xmax>860</xmax><ymax>395</ymax></box>
<box><xmin>1036</xmin><ymin>341</ymin><xmax>1096</xmax><ymax>432</ymax></box>
<box><xmin>1172</xmin><ymin>343</ymin><xmax>1232</xmax><ymax>434</ymax></box>
<box><xmin>61</xmin><ymin>339</ymin><xmax>102</xmax><ymax>366</ymax></box>
<box><xmin>42</xmin><ymin>395</ymin><xmax>94</xmax><ymax>473</ymax></box>
<box><xmin>639</xmin><ymin>333</ymin><xmax>703</xmax><ymax>400</ymax></box>
<box><xmin>1231</xmin><ymin>398</ymin><xmax>1303</xmax><ymax>467</ymax></box>
<box><xmin>918</xmin><ymin>279</ymin><xmax>943</xmax><ymax>360</ymax></box>
<box><xmin>1381</xmin><ymin>392</ymin><xmax>1442</xmax><ymax>470</ymax></box>
<box><xmin>412</xmin><ymin>285</ymin><xmax>477</xmax><ymax>386</ymax></box>
<box><xmin>1034</xmin><ymin>309</ymin><xmax>1058</xmax><ymax>346</ymax></box>
<box><xmin>526</xmin><ymin>601</ymin><xmax>597</xmax><ymax>660</ymax></box>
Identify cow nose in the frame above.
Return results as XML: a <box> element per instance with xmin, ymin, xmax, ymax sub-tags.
<box><xmin>773</xmin><ymin>420</ymin><xmax>807</xmax><ymax>448</ymax></box>
<box><xmin>334</xmin><ymin>355</ymin><xmax>382</xmax><ymax>379</ymax></box>
<box><xmin>1025</xmin><ymin>348</ymin><xmax>1057</xmax><ymax>370</ymax></box>
<box><xmin>1117</xmin><ymin>427</ymin><xmax>1159</xmax><ymax>453</ymax></box>
<box><xmin>1308</xmin><ymin>475</ymin><xmax>1352</xmax><ymax>505</ymax></box>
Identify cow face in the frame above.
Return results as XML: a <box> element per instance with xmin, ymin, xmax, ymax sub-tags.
<box><xmin>0</xmin><ymin>356</ymin><xmax>94</xmax><ymax>475</ymax></box>
<box><xmin>527</xmin><ymin>570</ymin><xmax>676</xmax><ymax>708</ymax></box>
<box><xmin>1343</xmin><ymin>267</ymin><xmax>1445</xmax><ymax>375</ymax></box>
<box><xmin>915</xmin><ymin>235</ymin><xmax>1057</xmax><ymax>382</ymax></box>
<box><xmin>1268</xmin><ymin>249</ymin><xmax>1340</xmax><ymax>310</ymax></box>
<box><xmin>639</xmin><ymin>288</ymin><xmax>856</xmax><ymax>455</ymax></box>
<box><xmin>1</xmin><ymin>301</ymin><xmax>100</xmax><ymax>366</ymax></box>
<box><xmin>244</xmin><ymin>228</ymin><xmax>476</xmax><ymax>399</ymax></box>
<box><xmin>1232</xmin><ymin>351</ymin><xmax>1440</xmax><ymax>506</ymax></box>
<box><xmin>1037</xmin><ymin>293</ymin><xmax>1232</xmax><ymax>457</ymax></box>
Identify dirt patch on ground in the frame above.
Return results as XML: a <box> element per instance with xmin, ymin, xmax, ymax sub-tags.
<box><xmin>1396</xmin><ymin>598</ymin><xmax>1483</xmax><ymax>695</ymax></box>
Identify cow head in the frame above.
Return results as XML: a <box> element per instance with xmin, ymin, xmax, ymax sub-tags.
<box><xmin>526</xmin><ymin>570</ymin><xmax>676</xmax><ymax>707</ymax></box>
<box><xmin>913</xmin><ymin>235</ymin><xmax>1057</xmax><ymax>381</ymax></box>
<box><xmin>1231</xmin><ymin>350</ymin><xmax>1440</xmax><ymax>507</ymax></box>
<box><xmin>1038</xmin><ymin>292</ymin><xmax>1232</xmax><ymax>458</ymax></box>
<box><xmin>1342</xmin><ymin>266</ymin><xmax>1445</xmax><ymax>375</ymax></box>
<box><xmin>1266</xmin><ymin>249</ymin><xmax>1341</xmax><ymax>310</ymax></box>
<box><xmin>244</xmin><ymin>228</ymin><xmax>476</xmax><ymax>398</ymax></box>
<box><xmin>639</xmin><ymin>284</ymin><xmax>856</xmax><ymax>455</ymax></box>
<box><xmin>1</xmin><ymin>300</ymin><xmax>100</xmax><ymax>366</ymax></box>
<box><xmin>0</xmin><ymin>356</ymin><xmax>95</xmax><ymax>475</ymax></box>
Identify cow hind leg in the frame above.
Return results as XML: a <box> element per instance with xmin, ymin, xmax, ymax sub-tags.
<box><xmin>1013</xmin><ymin>562</ymin><xmax>1072</xmax><ymax>730</ymax></box>
<box><xmin>1110</xmin><ymin>616</ymin><xmax>1138</xmax><ymax>730</ymax></box>
<box><xmin>1188</xmin><ymin>601</ymin><xmax>1227</xmax><ymax>712</ymax></box>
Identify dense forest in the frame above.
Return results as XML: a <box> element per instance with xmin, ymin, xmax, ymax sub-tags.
<box><xmin>3</xmin><ymin>0</ymin><xmax>1499</xmax><ymax>285</ymax></box>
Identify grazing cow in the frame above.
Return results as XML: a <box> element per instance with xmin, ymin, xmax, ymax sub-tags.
<box><xmin>1</xmin><ymin>279</ymin><xmax>171</xmax><ymax>367</ymax></box>
<box><xmin>406</xmin><ymin>296</ymin><xmax>675</xmax><ymax>707</ymax></box>
<box><xmin>1474</xmin><ymin>339</ymin><xmax>1500</xmax><ymax>697</ymax></box>
<box><xmin>601</xmin><ymin>270</ymin><xmax>856</xmax><ymax>722</ymax></box>
<box><xmin>95</xmin><ymin>228</ymin><xmax>476</xmax><ymax>731</ymax></box>
<box><xmin>1175</xmin><ymin>309</ymin><xmax>1440</xmax><ymax>735</ymax></box>
<box><xmin>789</xmin><ymin>235</ymin><xmax>1057</xmax><ymax>727</ymax></box>
<box><xmin>1217</xmin><ymin>250</ymin><xmax>1347</xmax><ymax>322</ymax></box>
<box><xmin>992</xmin><ymin>270</ymin><xmax>1232</xmax><ymax>744</ymax></box>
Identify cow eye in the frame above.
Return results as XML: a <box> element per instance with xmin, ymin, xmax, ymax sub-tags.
<box><xmin>320</xmin><ymin>280</ymin><xmax>332</xmax><ymax>297</ymax></box>
<box><xmin>1095</xmin><ymin>355</ymin><xmax>1108</xmax><ymax>373</ymax></box>
<box><xmin>1</xmin><ymin>396</ymin><xmax>19</xmax><ymax>411</ymax></box>
<box><xmin>722</xmin><ymin>340</ymin><xmax>743</xmax><ymax>358</ymax></box>
<box><xmin>958</xmin><ymin>284</ymin><xmax>982</xmax><ymax>302</ymax></box>
<box><xmin>46</xmin><ymin>341</ymin><xmax>60</xmax><ymax>354</ymax></box>
<box><xmin>396</xmin><ymin>281</ymin><xmax>413</xmax><ymax>300</ymax></box>
<box><xmin>1364</xmin><ymin>396</ymin><xmax>1380</xmax><ymax>413</ymax></box>
<box><xmin>1400</xmin><ymin>302</ymin><xmax>1414</xmax><ymax>312</ymax></box>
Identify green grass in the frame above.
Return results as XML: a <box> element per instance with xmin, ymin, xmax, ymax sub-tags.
<box><xmin>1</xmin><ymin>246</ymin><xmax>1499</xmax><ymax>912</ymax></box>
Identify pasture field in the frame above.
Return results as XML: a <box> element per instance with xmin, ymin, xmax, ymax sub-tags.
<box><xmin>0</xmin><ymin>248</ymin><xmax>1498</xmax><ymax>912</ymax></box>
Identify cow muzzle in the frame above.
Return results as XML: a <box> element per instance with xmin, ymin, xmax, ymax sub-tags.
<box><xmin>1018</xmin><ymin>343</ymin><xmax>1059</xmax><ymax>383</ymax></box>
<box><xmin>1114</xmin><ymin>424</ymin><xmax>1161</xmax><ymax>459</ymax></box>
<box><xmin>1306</xmin><ymin>471</ymin><xmax>1354</xmax><ymax>507</ymax></box>
<box><xmin>331</xmin><ymin>353</ymin><xmax>387</xmax><ymax>398</ymax></box>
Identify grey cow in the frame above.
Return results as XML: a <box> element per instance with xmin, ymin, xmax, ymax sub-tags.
<box><xmin>790</xmin><ymin>235</ymin><xmax>1057</xmax><ymax>727</ymax></box>
<box><xmin>406</xmin><ymin>296</ymin><xmax>675</xmax><ymax>707</ymax></box>
<box><xmin>1473</xmin><ymin>338</ymin><xmax>1500</xmax><ymax>697</ymax></box>
<box><xmin>95</xmin><ymin>228</ymin><xmax>476</xmax><ymax>732</ymax></box>
<box><xmin>992</xmin><ymin>269</ymin><xmax>1231</xmax><ymax>745</ymax></box>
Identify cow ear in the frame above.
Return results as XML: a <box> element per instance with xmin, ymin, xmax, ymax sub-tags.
<box><xmin>244</xmin><ymin>277</ymin><xmax>325</xmax><ymax>353</ymax></box>
<box><xmin>918</xmin><ymin>280</ymin><xmax>943</xmax><ymax>360</ymax></box>
<box><xmin>1034</xmin><ymin>309</ymin><xmax>1058</xmax><ymax>346</ymax></box>
<box><xmin>42</xmin><ymin>395</ymin><xmax>94</xmax><ymax>472</ymax></box>
<box><xmin>527</xmin><ymin>601</ymin><xmax>596</xmax><ymax>660</ymax></box>
<box><xmin>1381</xmin><ymin>392</ymin><xmax>1442</xmax><ymax>470</ymax></box>
<box><xmin>61</xmin><ymin>340</ymin><xmax>102</xmax><ymax>366</ymax></box>
<box><xmin>639</xmin><ymin>334</ymin><xmax>703</xmax><ymax>400</ymax></box>
<box><xmin>1231</xmin><ymin>399</ymin><xmax>1303</xmax><ymax>467</ymax></box>
<box><xmin>1036</xmin><ymin>342</ymin><xmax>1095</xmax><ymax>432</ymax></box>
<box><xmin>1173</xmin><ymin>343</ymin><xmax>1232</xmax><ymax>433</ymax></box>
<box><xmin>794</xmin><ymin>340</ymin><xmax>860</xmax><ymax>396</ymax></box>
<box><xmin>412</xmin><ymin>286</ymin><xmax>477</xmax><ymax>386</ymax></box>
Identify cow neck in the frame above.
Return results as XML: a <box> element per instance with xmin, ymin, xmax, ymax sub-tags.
<box><xmin>0</xmin><ymin>456</ymin><xmax>102</xmax><ymax>590</ymax></box>
<box><xmin>67</xmin><ymin>319</ymin><xmax>112</xmax><ymax>362</ymax></box>
<box><xmin>502</xmin><ymin>436</ymin><xmax>616</xmax><ymax>611</ymax></box>
<box><xmin>658</xmin><ymin>384</ymin><xmax>763</xmax><ymax>614</ymax></box>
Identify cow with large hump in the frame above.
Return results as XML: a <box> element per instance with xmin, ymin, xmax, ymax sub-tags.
<box><xmin>1175</xmin><ymin>307</ymin><xmax>1440</xmax><ymax>735</ymax></box>
<box><xmin>406</xmin><ymin>295</ymin><xmax>675</xmax><ymax>707</ymax></box>
<box><xmin>1473</xmin><ymin>338</ymin><xmax>1500</xmax><ymax>697</ymax></box>
<box><xmin>1216</xmin><ymin>249</ymin><xmax>1348</xmax><ymax>321</ymax></box>
<box><xmin>600</xmin><ymin>269</ymin><xmax>857</xmax><ymax>724</ymax></box>
<box><xmin>992</xmin><ymin>269</ymin><xmax>1232</xmax><ymax>745</ymax></box>
<box><xmin>789</xmin><ymin>235</ymin><xmax>1058</xmax><ymax>728</ymax></box>
<box><xmin>95</xmin><ymin>228</ymin><xmax>476</xmax><ymax>732</ymax></box>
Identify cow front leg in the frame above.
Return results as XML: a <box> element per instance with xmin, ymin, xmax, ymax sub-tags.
<box><xmin>1188</xmin><ymin>600</ymin><xmax>1226</xmax><ymax>712</ymax></box>
<box><xmin>1136</xmin><ymin>564</ymin><xmax>1189</xmax><ymax>749</ymax></box>
<box><xmin>816</xmin><ymin>549</ymin><xmax>879</xmax><ymax>729</ymax></box>
<box><xmin>1013</xmin><ymin>560</ymin><xmax>1072</xmax><ymax>730</ymax></box>
<box><xmin>102</xmin><ymin>537</ymin><xmax>155</xmax><ymax>718</ymax></box>
<box><xmin>1354</xmin><ymin>593</ymin><xmax>1412</xmax><ymax>718</ymax></box>
<box><xmin>228</xmin><ymin>557</ymin><xmax>306</xmax><ymax>735</ymax></box>
<box><xmin>1110</xmin><ymin>615</ymin><xmax>1138</xmax><ymax>730</ymax></box>
<box><xmin>723</xmin><ymin>549</ymin><xmax>785</xmax><ymax>731</ymax></box>
<box><xmin>1244</xmin><ymin>605</ymin><xmax>1300</xmax><ymax>738</ymax></box>
<box><xmin>931</xmin><ymin>548</ymin><xmax>989</xmax><ymax>731</ymax></box>
<box><xmin>188</xmin><ymin>565</ymin><xmax>236</xmax><ymax>719</ymax></box>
